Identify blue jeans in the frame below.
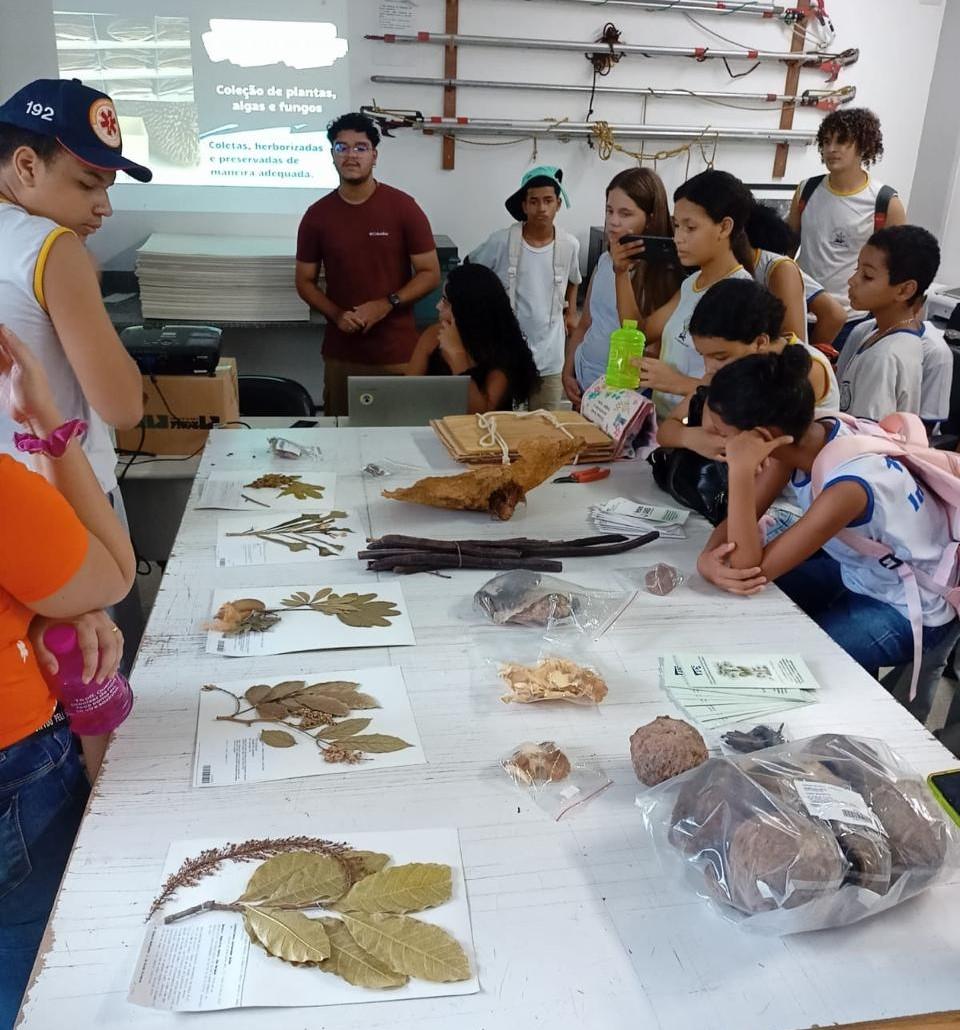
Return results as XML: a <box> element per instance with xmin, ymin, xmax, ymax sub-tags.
<box><xmin>776</xmin><ymin>553</ymin><xmax>958</xmax><ymax>677</ymax></box>
<box><xmin>0</xmin><ymin>723</ymin><xmax>89</xmax><ymax>1029</ymax></box>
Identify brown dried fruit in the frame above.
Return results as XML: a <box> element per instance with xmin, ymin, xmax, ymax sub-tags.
<box><xmin>498</xmin><ymin>658</ymin><xmax>607</xmax><ymax>705</ymax></box>
<box><xmin>630</xmin><ymin>716</ymin><xmax>708</xmax><ymax>786</ymax></box>
<box><xmin>503</xmin><ymin>742</ymin><xmax>571</xmax><ymax>786</ymax></box>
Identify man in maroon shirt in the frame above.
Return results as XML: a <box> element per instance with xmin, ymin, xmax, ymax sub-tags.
<box><xmin>295</xmin><ymin>112</ymin><xmax>440</xmax><ymax>415</ymax></box>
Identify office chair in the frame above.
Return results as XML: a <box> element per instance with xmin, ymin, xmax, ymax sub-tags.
<box><xmin>238</xmin><ymin>375</ymin><xmax>315</xmax><ymax>417</ymax></box>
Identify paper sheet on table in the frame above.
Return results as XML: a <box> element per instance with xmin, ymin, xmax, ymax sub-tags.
<box><xmin>206</xmin><ymin>582</ymin><xmax>415</xmax><ymax>657</ymax></box>
<box><xmin>590</xmin><ymin>497</ymin><xmax>688</xmax><ymax>539</ymax></box>
<box><xmin>130</xmin><ymin>828</ymin><xmax>480</xmax><ymax>1011</ymax></box>
<box><xmin>664</xmin><ymin>653</ymin><xmax>820</xmax><ymax>690</ymax></box>
<box><xmin>197</xmin><ymin>470</ymin><xmax>338</xmax><ymax>511</ymax></box>
<box><xmin>193</xmin><ymin>667</ymin><xmax>425</xmax><ymax>786</ymax></box>
<box><xmin>215</xmin><ymin>509</ymin><xmax>364</xmax><ymax>567</ymax></box>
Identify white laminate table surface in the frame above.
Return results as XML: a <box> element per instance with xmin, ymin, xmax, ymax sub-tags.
<box><xmin>22</xmin><ymin>427</ymin><xmax>960</xmax><ymax>1029</ymax></box>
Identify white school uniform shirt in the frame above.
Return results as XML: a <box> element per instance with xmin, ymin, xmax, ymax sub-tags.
<box><xmin>469</xmin><ymin>226</ymin><xmax>581</xmax><ymax>376</ymax></box>
<box><xmin>919</xmin><ymin>320</ymin><xmax>953</xmax><ymax>423</ymax></box>
<box><xmin>573</xmin><ymin>252</ymin><xmax>621</xmax><ymax>389</ymax></box>
<box><xmin>780</xmin><ymin>334</ymin><xmax>840</xmax><ymax>414</ymax></box>
<box><xmin>835</xmin><ymin>318</ymin><xmax>923</xmax><ymax>420</ymax></box>
<box><xmin>751</xmin><ymin>248</ymin><xmax>808</xmax><ymax>343</ymax></box>
<box><xmin>653</xmin><ymin>264</ymin><xmax>753</xmax><ymax>417</ymax></box>
<box><xmin>790</xmin><ymin>418</ymin><xmax>954</xmax><ymax>626</ymax></box>
<box><xmin>0</xmin><ymin>202</ymin><xmax>117</xmax><ymax>492</ymax></box>
<box><xmin>797</xmin><ymin>175</ymin><xmax>894</xmax><ymax>318</ymax></box>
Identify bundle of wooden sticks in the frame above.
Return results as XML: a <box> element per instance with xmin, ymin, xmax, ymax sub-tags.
<box><xmin>359</xmin><ymin>532</ymin><xmax>659</xmax><ymax>574</ymax></box>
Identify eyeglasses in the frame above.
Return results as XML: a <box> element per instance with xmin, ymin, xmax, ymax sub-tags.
<box><xmin>332</xmin><ymin>142</ymin><xmax>373</xmax><ymax>155</ymax></box>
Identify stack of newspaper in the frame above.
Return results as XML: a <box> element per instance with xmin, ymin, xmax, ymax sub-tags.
<box><xmin>135</xmin><ymin>234</ymin><xmax>312</xmax><ymax>322</ymax></box>
<box><xmin>661</xmin><ymin>652</ymin><xmax>820</xmax><ymax>728</ymax></box>
<box><xmin>590</xmin><ymin>497</ymin><xmax>689</xmax><ymax>539</ymax></box>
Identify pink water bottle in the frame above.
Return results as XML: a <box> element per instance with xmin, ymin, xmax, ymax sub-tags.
<box><xmin>41</xmin><ymin>624</ymin><xmax>134</xmax><ymax>734</ymax></box>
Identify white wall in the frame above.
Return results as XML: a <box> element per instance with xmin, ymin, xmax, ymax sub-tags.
<box><xmin>0</xmin><ymin>0</ymin><xmax>948</xmax><ymax>269</ymax></box>
<box><xmin>911</xmin><ymin>0</ymin><xmax>960</xmax><ymax>284</ymax></box>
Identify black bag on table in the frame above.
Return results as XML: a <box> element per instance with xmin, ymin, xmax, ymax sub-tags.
<box><xmin>647</xmin><ymin>387</ymin><xmax>729</xmax><ymax>526</ymax></box>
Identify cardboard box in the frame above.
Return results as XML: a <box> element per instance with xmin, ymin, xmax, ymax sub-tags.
<box><xmin>116</xmin><ymin>358</ymin><xmax>239</xmax><ymax>456</ymax></box>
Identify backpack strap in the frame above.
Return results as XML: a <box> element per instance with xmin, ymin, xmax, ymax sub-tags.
<box><xmin>798</xmin><ymin>174</ymin><xmax>825</xmax><ymax>216</ymax></box>
<box><xmin>874</xmin><ymin>185</ymin><xmax>897</xmax><ymax>232</ymax></box>
<box><xmin>506</xmin><ymin>223</ymin><xmax>522</xmax><ymax>312</ymax></box>
<box><xmin>552</xmin><ymin>232</ymin><xmax>575</xmax><ymax>326</ymax></box>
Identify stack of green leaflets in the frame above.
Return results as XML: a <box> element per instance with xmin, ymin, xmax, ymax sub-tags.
<box><xmin>660</xmin><ymin>653</ymin><xmax>820</xmax><ymax>728</ymax></box>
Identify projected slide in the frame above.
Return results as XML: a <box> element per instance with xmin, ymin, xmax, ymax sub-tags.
<box><xmin>53</xmin><ymin>2</ymin><xmax>349</xmax><ymax>188</ymax></box>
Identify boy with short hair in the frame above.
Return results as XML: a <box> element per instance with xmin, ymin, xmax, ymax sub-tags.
<box><xmin>0</xmin><ymin>77</ymin><xmax>152</xmax><ymax>668</ymax></box>
<box><xmin>469</xmin><ymin>166</ymin><xmax>581</xmax><ymax>410</ymax></box>
<box><xmin>789</xmin><ymin>108</ymin><xmax>906</xmax><ymax>351</ymax></box>
<box><xmin>836</xmin><ymin>225</ymin><xmax>941</xmax><ymax>420</ymax></box>
<box><xmin>0</xmin><ymin>78</ymin><xmax>149</xmax><ymax>487</ymax></box>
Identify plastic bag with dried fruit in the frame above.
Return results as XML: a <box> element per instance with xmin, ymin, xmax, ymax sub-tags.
<box><xmin>500</xmin><ymin>740</ymin><xmax>612</xmax><ymax>821</ymax></box>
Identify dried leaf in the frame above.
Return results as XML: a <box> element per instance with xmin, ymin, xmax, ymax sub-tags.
<box><xmin>244</xmin><ymin>685</ymin><xmax>271</xmax><ymax>705</ymax></box>
<box><xmin>260</xmin><ymin>729</ymin><xmax>296</xmax><ymax>748</ymax></box>
<box><xmin>317</xmin><ymin>718</ymin><xmax>372</xmax><ymax>741</ymax></box>
<box><xmin>278</xmin><ymin>481</ymin><xmax>327</xmax><ymax>500</ymax></box>
<box><xmin>239</xmin><ymin>852</ymin><xmax>350</xmax><ymax>906</ymax></box>
<box><xmin>342</xmin><ymin>734</ymin><xmax>413</xmax><ymax>754</ymax></box>
<box><xmin>311</xmin><ymin>588</ymin><xmax>332</xmax><ymax>602</ymax></box>
<box><xmin>292</xmin><ymin>591</ymin><xmax>311</xmax><ymax>604</ymax></box>
<box><xmin>345</xmin><ymin>851</ymin><xmax>391</xmax><ymax>879</ymax></box>
<box><xmin>256</xmin><ymin>702</ymin><xmax>289</xmax><ymax>720</ymax></box>
<box><xmin>304</xmin><ymin>681</ymin><xmax>360</xmax><ymax>698</ymax></box>
<box><xmin>265</xmin><ymin>680</ymin><xmax>307</xmax><ymax>702</ymax></box>
<box><xmin>340</xmin><ymin>912</ymin><xmax>471</xmax><ymax>983</ymax></box>
<box><xmin>243</xmin><ymin>907</ymin><xmax>331</xmax><ymax>964</ymax></box>
<box><xmin>336</xmin><ymin>863</ymin><xmax>452</xmax><ymax>915</ymax></box>
<box><xmin>297</xmin><ymin>695</ymin><xmax>351</xmax><ymax>717</ymax></box>
<box><xmin>316</xmin><ymin>917</ymin><xmax>408</xmax><ymax>989</ymax></box>
<box><xmin>339</xmin><ymin>692</ymin><xmax>381</xmax><ymax>710</ymax></box>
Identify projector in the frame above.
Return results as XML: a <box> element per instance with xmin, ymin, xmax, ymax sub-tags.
<box><xmin>120</xmin><ymin>324</ymin><xmax>222</xmax><ymax>376</ymax></box>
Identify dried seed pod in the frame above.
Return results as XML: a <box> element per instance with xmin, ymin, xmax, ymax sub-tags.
<box><xmin>630</xmin><ymin>716</ymin><xmax>708</xmax><ymax>786</ymax></box>
<box><xmin>503</xmin><ymin>741</ymin><xmax>572</xmax><ymax>786</ymax></box>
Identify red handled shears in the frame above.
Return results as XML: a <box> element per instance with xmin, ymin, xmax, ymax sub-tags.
<box><xmin>553</xmin><ymin>466</ymin><xmax>611</xmax><ymax>484</ymax></box>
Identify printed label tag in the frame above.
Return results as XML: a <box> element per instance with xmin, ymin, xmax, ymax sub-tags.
<box><xmin>794</xmin><ymin>779</ymin><xmax>886</xmax><ymax>835</ymax></box>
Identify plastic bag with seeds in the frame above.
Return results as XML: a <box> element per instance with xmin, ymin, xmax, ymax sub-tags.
<box><xmin>500</xmin><ymin>741</ymin><xmax>613</xmax><ymax>821</ymax></box>
<box><xmin>473</xmin><ymin>569</ymin><xmax>637</xmax><ymax>635</ymax></box>
<box><xmin>637</xmin><ymin>733</ymin><xmax>958</xmax><ymax>934</ymax></box>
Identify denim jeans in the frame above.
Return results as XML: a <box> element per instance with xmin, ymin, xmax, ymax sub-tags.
<box><xmin>0</xmin><ymin>723</ymin><xmax>89</xmax><ymax>1029</ymax></box>
<box><xmin>776</xmin><ymin>553</ymin><xmax>959</xmax><ymax>677</ymax></box>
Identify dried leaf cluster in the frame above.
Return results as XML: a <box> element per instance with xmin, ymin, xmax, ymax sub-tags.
<box><xmin>160</xmin><ymin>850</ymin><xmax>471</xmax><ymax>988</ymax></box>
<box><xmin>498</xmin><ymin>658</ymin><xmax>608</xmax><ymax>705</ymax></box>
<box><xmin>204</xmin><ymin>680</ymin><xmax>412</xmax><ymax>763</ymax></box>
<box><xmin>245</xmin><ymin>473</ymin><xmax>327</xmax><ymax>500</ymax></box>
<box><xmin>207</xmin><ymin>588</ymin><xmax>401</xmax><ymax>635</ymax></box>
<box><xmin>226</xmin><ymin>511</ymin><xmax>353</xmax><ymax>556</ymax></box>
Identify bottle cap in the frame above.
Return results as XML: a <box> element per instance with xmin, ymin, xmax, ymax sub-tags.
<box><xmin>623</xmin><ymin>319</ymin><xmax>638</xmax><ymax>329</ymax></box>
<box><xmin>42</xmin><ymin>623</ymin><xmax>79</xmax><ymax>655</ymax></box>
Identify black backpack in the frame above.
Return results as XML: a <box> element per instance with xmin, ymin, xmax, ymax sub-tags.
<box><xmin>647</xmin><ymin>388</ymin><xmax>729</xmax><ymax>526</ymax></box>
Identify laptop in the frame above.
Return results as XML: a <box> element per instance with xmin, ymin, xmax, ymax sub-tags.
<box><xmin>347</xmin><ymin>375</ymin><xmax>470</xmax><ymax>426</ymax></box>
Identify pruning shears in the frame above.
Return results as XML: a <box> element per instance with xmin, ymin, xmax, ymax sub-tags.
<box><xmin>553</xmin><ymin>466</ymin><xmax>611</xmax><ymax>484</ymax></box>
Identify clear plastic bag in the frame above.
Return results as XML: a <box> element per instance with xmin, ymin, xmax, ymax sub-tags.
<box><xmin>637</xmin><ymin>733</ymin><xmax>958</xmax><ymax>934</ymax></box>
<box><xmin>617</xmin><ymin>563</ymin><xmax>685</xmax><ymax>598</ymax></box>
<box><xmin>501</xmin><ymin>741</ymin><xmax>612</xmax><ymax>820</ymax></box>
<box><xmin>473</xmin><ymin>570</ymin><xmax>637</xmax><ymax>635</ymax></box>
<box><xmin>476</xmin><ymin>630</ymin><xmax>616</xmax><ymax>708</ymax></box>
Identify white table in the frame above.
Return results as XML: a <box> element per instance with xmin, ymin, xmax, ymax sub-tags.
<box><xmin>21</xmin><ymin>428</ymin><xmax>960</xmax><ymax>1029</ymax></box>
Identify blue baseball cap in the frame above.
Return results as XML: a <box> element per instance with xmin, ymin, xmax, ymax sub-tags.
<box><xmin>0</xmin><ymin>78</ymin><xmax>152</xmax><ymax>182</ymax></box>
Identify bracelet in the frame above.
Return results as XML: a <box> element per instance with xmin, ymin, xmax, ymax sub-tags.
<box><xmin>14</xmin><ymin>419</ymin><xmax>88</xmax><ymax>458</ymax></box>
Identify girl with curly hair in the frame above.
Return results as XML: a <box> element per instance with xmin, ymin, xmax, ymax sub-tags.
<box><xmin>407</xmin><ymin>263</ymin><xmax>540</xmax><ymax>412</ymax></box>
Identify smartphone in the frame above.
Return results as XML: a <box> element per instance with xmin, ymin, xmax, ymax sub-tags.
<box><xmin>618</xmin><ymin>234</ymin><xmax>681</xmax><ymax>266</ymax></box>
<box><xmin>927</xmin><ymin>768</ymin><xmax>960</xmax><ymax>828</ymax></box>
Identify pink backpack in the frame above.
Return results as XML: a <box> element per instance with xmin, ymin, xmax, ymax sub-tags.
<box><xmin>810</xmin><ymin>413</ymin><xmax>960</xmax><ymax>701</ymax></box>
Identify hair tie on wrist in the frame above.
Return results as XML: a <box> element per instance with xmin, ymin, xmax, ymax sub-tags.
<box><xmin>14</xmin><ymin>419</ymin><xmax>88</xmax><ymax>458</ymax></box>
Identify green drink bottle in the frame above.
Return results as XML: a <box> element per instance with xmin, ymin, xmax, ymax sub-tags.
<box><xmin>605</xmin><ymin>319</ymin><xmax>646</xmax><ymax>390</ymax></box>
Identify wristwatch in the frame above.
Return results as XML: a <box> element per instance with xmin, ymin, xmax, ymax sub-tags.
<box><xmin>387</xmin><ymin>292</ymin><xmax>401</xmax><ymax>309</ymax></box>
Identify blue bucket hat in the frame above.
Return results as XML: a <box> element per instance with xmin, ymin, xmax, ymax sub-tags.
<box><xmin>505</xmin><ymin>165</ymin><xmax>570</xmax><ymax>222</ymax></box>
<box><xmin>0</xmin><ymin>78</ymin><xmax>152</xmax><ymax>182</ymax></box>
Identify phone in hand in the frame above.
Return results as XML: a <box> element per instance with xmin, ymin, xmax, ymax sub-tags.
<box><xmin>619</xmin><ymin>234</ymin><xmax>682</xmax><ymax>267</ymax></box>
<box><xmin>927</xmin><ymin>768</ymin><xmax>960</xmax><ymax>828</ymax></box>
